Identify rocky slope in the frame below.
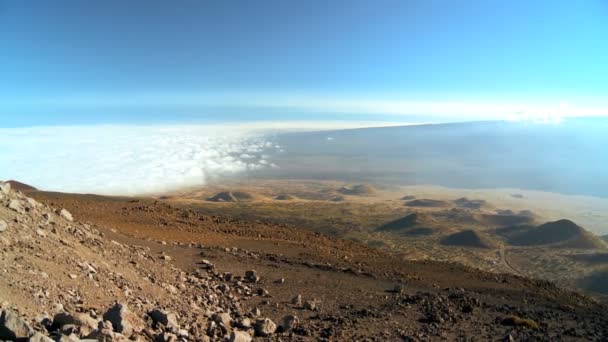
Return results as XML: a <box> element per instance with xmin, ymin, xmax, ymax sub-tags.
<box><xmin>0</xmin><ymin>182</ymin><xmax>281</xmax><ymax>342</ymax></box>
<box><xmin>2</xmin><ymin>182</ymin><xmax>608</xmax><ymax>341</ymax></box>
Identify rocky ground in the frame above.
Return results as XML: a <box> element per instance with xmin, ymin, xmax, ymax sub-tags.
<box><xmin>1</xmin><ymin>183</ymin><xmax>608</xmax><ymax>341</ymax></box>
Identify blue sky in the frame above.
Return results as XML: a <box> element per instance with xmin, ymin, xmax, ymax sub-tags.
<box><xmin>1</xmin><ymin>0</ymin><xmax>608</xmax><ymax>127</ymax></box>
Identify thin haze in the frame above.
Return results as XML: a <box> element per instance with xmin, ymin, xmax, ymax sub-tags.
<box><xmin>1</xmin><ymin>0</ymin><xmax>608</xmax><ymax>125</ymax></box>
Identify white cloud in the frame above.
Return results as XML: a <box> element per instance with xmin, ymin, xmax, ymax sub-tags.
<box><xmin>0</xmin><ymin>124</ymin><xmax>281</xmax><ymax>195</ymax></box>
<box><xmin>0</xmin><ymin>121</ymin><xmax>414</xmax><ymax>195</ymax></box>
<box><xmin>267</xmin><ymin>97</ymin><xmax>608</xmax><ymax>121</ymax></box>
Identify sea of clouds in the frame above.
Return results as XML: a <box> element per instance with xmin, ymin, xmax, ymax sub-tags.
<box><xmin>0</xmin><ymin>124</ymin><xmax>283</xmax><ymax>195</ymax></box>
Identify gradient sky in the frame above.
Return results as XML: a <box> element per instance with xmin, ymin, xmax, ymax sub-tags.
<box><xmin>1</xmin><ymin>0</ymin><xmax>608</xmax><ymax>127</ymax></box>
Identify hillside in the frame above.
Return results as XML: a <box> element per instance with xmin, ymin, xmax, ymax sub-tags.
<box><xmin>376</xmin><ymin>213</ymin><xmax>420</xmax><ymax>231</ymax></box>
<box><xmin>476</xmin><ymin>211</ymin><xmax>535</xmax><ymax>227</ymax></box>
<box><xmin>453</xmin><ymin>197</ymin><xmax>487</xmax><ymax>210</ymax></box>
<box><xmin>498</xmin><ymin>219</ymin><xmax>606</xmax><ymax>249</ymax></box>
<box><xmin>375</xmin><ymin>213</ymin><xmax>436</xmax><ymax>237</ymax></box>
<box><xmin>207</xmin><ymin>191</ymin><xmax>255</xmax><ymax>202</ymax></box>
<box><xmin>3</xmin><ymin>180</ymin><xmax>37</xmax><ymax>192</ymax></box>
<box><xmin>5</xmin><ymin>184</ymin><xmax>605</xmax><ymax>340</ymax></box>
<box><xmin>337</xmin><ymin>184</ymin><xmax>376</xmax><ymax>196</ymax></box>
<box><xmin>405</xmin><ymin>199</ymin><xmax>450</xmax><ymax>208</ymax></box>
<box><xmin>440</xmin><ymin>230</ymin><xmax>499</xmax><ymax>249</ymax></box>
<box><xmin>0</xmin><ymin>183</ymin><xmax>251</xmax><ymax>341</ymax></box>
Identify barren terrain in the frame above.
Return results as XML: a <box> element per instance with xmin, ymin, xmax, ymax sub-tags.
<box><xmin>2</xmin><ymin>180</ymin><xmax>608</xmax><ymax>341</ymax></box>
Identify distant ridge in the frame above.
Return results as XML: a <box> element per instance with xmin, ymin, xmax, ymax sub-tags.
<box><xmin>497</xmin><ymin>219</ymin><xmax>606</xmax><ymax>249</ymax></box>
<box><xmin>375</xmin><ymin>213</ymin><xmax>435</xmax><ymax>237</ymax></box>
<box><xmin>453</xmin><ymin>197</ymin><xmax>486</xmax><ymax>210</ymax></box>
<box><xmin>274</xmin><ymin>194</ymin><xmax>295</xmax><ymax>201</ymax></box>
<box><xmin>405</xmin><ymin>199</ymin><xmax>450</xmax><ymax>208</ymax></box>
<box><xmin>477</xmin><ymin>210</ymin><xmax>535</xmax><ymax>227</ymax></box>
<box><xmin>376</xmin><ymin>213</ymin><xmax>419</xmax><ymax>231</ymax></box>
<box><xmin>3</xmin><ymin>180</ymin><xmax>37</xmax><ymax>192</ymax></box>
<box><xmin>440</xmin><ymin>230</ymin><xmax>498</xmax><ymax>249</ymax></box>
<box><xmin>207</xmin><ymin>191</ymin><xmax>254</xmax><ymax>202</ymax></box>
<box><xmin>337</xmin><ymin>184</ymin><xmax>376</xmax><ymax>196</ymax></box>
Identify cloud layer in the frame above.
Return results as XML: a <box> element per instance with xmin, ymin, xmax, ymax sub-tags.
<box><xmin>0</xmin><ymin>125</ymin><xmax>281</xmax><ymax>195</ymax></box>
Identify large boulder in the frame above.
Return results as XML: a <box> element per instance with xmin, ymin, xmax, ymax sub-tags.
<box><xmin>52</xmin><ymin>312</ymin><xmax>98</xmax><ymax>336</ymax></box>
<box><xmin>0</xmin><ymin>309</ymin><xmax>34</xmax><ymax>340</ymax></box>
<box><xmin>102</xmin><ymin>303</ymin><xmax>142</xmax><ymax>336</ymax></box>
<box><xmin>148</xmin><ymin>309</ymin><xmax>178</xmax><ymax>329</ymax></box>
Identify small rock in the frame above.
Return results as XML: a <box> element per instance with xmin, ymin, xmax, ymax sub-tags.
<box><xmin>503</xmin><ymin>334</ymin><xmax>515</xmax><ymax>342</ymax></box>
<box><xmin>236</xmin><ymin>318</ymin><xmax>251</xmax><ymax>329</ymax></box>
<box><xmin>303</xmin><ymin>300</ymin><xmax>318</xmax><ymax>311</ymax></box>
<box><xmin>60</xmin><ymin>323</ymin><xmax>78</xmax><ymax>335</ymax></box>
<box><xmin>59</xmin><ymin>209</ymin><xmax>74</xmax><ymax>222</ymax></box>
<box><xmin>7</xmin><ymin>199</ymin><xmax>24</xmax><ymax>214</ymax></box>
<box><xmin>0</xmin><ymin>182</ymin><xmax>11</xmax><ymax>195</ymax></box>
<box><xmin>213</xmin><ymin>312</ymin><xmax>232</xmax><ymax>329</ymax></box>
<box><xmin>42</xmin><ymin>213</ymin><xmax>54</xmax><ymax>224</ymax></box>
<box><xmin>68</xmin><ymin>274</ymin><xmax>78</xmax><ymax>279</ymax></box>
<box><xmin>229</xmin><ymin>330</ymin><xmax>252</xmax><ymax>342</ymax></box>
<box><xmin>280</xmin><ymin>315</ymin><xmax>298</xmax><ymax>333</ymax></box>
<box><xmin>291</xmin><ymin>294</ymin><xmax>302</xmax><ymax>306</ymax></box>
<box><xmin>29</xmin><ymin>332</ymin><xmax>54</xmax><ymax>342</ymax></box>
<box><xmin>0</xmin><ymin>220</ymin><xmax>7</xmax><ymax>233</ymax></box>
<box><xmin>155</xmin><ymin>331</ymin><xmax>177</xmax><ymax>342</ymax></box>
<box><xmin>177</xmin><ymin>329</ymin><xmax>188</xmax><ymax>338</ymax></box>
<box><xmin>393</xmin><ymin>284</ymin><xmax>406</xmax><ymax>294</ymax></box>
<box><xmin>201</xmin><ymin>259</ymin><xmax>214</xmax><ymax>270</ymax></box>
<box><xmin>51</xmin><ymin>303</ymin><xmax>65</xmax><ymax>313</ymax></box>
<box><xmin>26</xmin><ymin>197</ymin><xmax>39</xmax><ymax>209</ymax></box>
<box><xmin>249</xmin><ymin>308</ymin><xmax>261</xmax><ymax>317</ymax></box>
<box><xmin>245</xmin><ymin>270</ymin><xmax>259</xmax><ymax>283</ymax></box>
<box><xmin>257</xmin><ymin>288</ymin><xmax>269</xmax><ymax>297</ymax></box>
<box><xmin>254</xmin><ymin>318</ymin><xmax>276</xmax><ymax>337</ymax></box>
